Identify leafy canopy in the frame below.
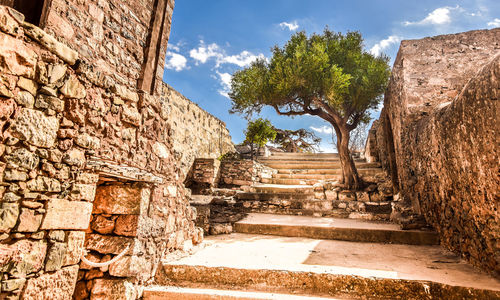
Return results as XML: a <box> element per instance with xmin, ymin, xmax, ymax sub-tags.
<box><xmin>229</xmin><ymin>29</ymin><xmax>390</xmax><ymax>131</ymax></box>
<box><xmin>274</xmin><ymin>128</ymin><xmax>321</xmax><ymax>153</ymax></box>
<box><xmin>244</xmin><ymin>118</ymin><xmax>277</xmax><ymax>147</ymax></box>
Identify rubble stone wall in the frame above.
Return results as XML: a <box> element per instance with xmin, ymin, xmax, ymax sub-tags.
<box><xmin>369</xmin><ymin>29</ymin><xmax>500</xmax><ymax>276</ymax></box>
<box><xmin>220</xmin><ymin>159</ymin><xmax>275</xmax><ymax>187</ymax></box>
<box><xmin>160</xmin><ymin>85</ymin><xmax>234</xmax><ymax>178</ymax></box>
<box><xmin>0</xmin><ymin>7</ymin><xmax>202</xmax><ymax>299</ymax></box>
<box><xmin>42</xmin><ymin>0</ymin><xmax>175</xmax><ymax>92</ymax></box>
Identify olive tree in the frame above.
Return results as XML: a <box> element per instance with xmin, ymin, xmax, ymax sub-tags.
<box><xmin>229</xmin><ymin>29</ymin><xmax>390</xmax><ymax>189</ymax></box>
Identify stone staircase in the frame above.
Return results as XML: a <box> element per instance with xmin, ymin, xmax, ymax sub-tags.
<box><xmin>145</xmin><ymin>153</ymin><xmax>500</xmax><ymax>299</ymax></box>
<box><xmin>146</xmin><ymin>213</ymin><xmax>500</xmax><ymax>299</ymax></box>
<box><xmin>236</xmin><ymin>152</ymin><xmax>391</xmax><ymax>219</ymax></box>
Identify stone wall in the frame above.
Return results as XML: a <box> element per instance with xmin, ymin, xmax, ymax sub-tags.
<box><xmin>160</xmin><ymin>85</ymin><xmax>234</xmax><ymax>178</ymax></box>
<box><xmin>41</xmin><ymin>0</ymin><xmax>175</xmax><ymax>93</ymax></box>
<box><xmin>369</xmin><ymin>28</ymin><xmax>500</xmax><ymax>276</ymax></box>
<box><xmin>220</xmin><ymin>159</ymin><xmax>275</xmax><ymax>187</ymax></box>
<box><xmin>0</xmin><ymin>7</ymin><xmax>201</xmax><ymax>299</ymax></box>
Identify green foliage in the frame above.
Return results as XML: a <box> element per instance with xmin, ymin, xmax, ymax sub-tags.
<box><xmin>229</xmin><ymin>28</ymin><xmax>390</xmax><ymax>131</ymax></box>
<box><xmin>244</xmin><ymin>118</ymin><xmax>277</xmax><ymax>148</ymax></box>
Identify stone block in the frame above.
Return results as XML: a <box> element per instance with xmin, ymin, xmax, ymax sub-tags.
<box><xmin>27</xmin><ymin>176</ymin><xmax>61</xmax><ymax>192</ymax></box>
<box><xmin>85</xmin><ymin>234</ymin><xmax>134</xmax><ymax>255</ymax></box>
<box><xmin>91</xmin><ymin>279</ymin><xmax>137</xmax><ymax>300</ymax></box>
<box><xmin>109</xmin><ymin>255</ymin><xmax>151</xmax><ymax>279</ymax></box>
<box><xmin>9</xmin><ymin>108</ymin><xmax>59</xmax><ymax>148</ymax></box>
<box><xmin>40</xmin><ymin>199</ymin><xmax>92</xmax><ymax>230</ymax></box>
<box><xmin>62</xmin><ymin>148</ymin><xmax>86</xmax><ymax>166</ymax></box>
<box><xmin>17</xmin><ymin>77</ymin><xmax>38</xmax><ymax>96</ymax></box>
<box><xmin>152</xmin><ymin>141</ymin><xmax>169</xmax><ymax>159</ymax></box>
<box><xmin>22</xmin><ymin>265</ymin><xmax>79</xmax><ymax>300</ymax></box>
<box><xmin>209</xmin><ymin>223</ymin><xmax>232</xmax><ymax>235</ymax></box>
<box><xmin>15</xmin><ymin>91</ymin><xmax>35</xmax><ymax>108</ymax></box>
<box><xmin>70</xmin><ymin>183</ymin><xmax>97</xmax><ymax>201</ymax></box>
<box><xmin>114</xmin><ymin>215</ymin><xmax>138</xmax><ymax>237</ymax></box>
<box><xmin>48</xmin><ymin>64</ymin><xmax>67</xmax><ymax>84</ymax></box>
<box><xmin>1</xmin><ymin>278</ymin><xmax>26</xmax><ymax>292</ymax></box>
<box><xmin>93</xmin><ymin>185</ymin><xmax>142</xmax><ymax>215</ymax></box>
<box><xmin>23</xmin><ymin>22</ymin><xmax>78</xmax><ymax>65</ymax></box>
<box><xmin>91</xmin><ymin>215</ymin><xmax>116</xmax><ymax>234</ymax></box>
<box><xmin>45</xmin><ymin>242</ymin><xmax>67</xmax><ymax>272</ymax></box>
<box><xmin>0</xmin><ymin>6</ymin><xmax>21</xmax><ymax>35</ymax></box>
<box><xmin>75</xmin><ymin>133</ymin><xmax>101</xmax><ymax>150</ymax></box>
<box><xmin>2</xmin><ymin>240</ymin><xmax>47</xmax><ymax>278</ymax></box>
<box><xmin>0</xmin><ymin>34</ymin><xmax>36</xmax><ymax>77</ymax></box>
<box><xmin>121</xmin><ymin>105</ymin><xmax>141</xmax><ymax>126</ymax></box>
<box><xmin>0</xmin><ymin>202</ymin><xmax>19</xmax><ymax>233</ymax></box>
<box><xmin>15</xmin><ymin>208</ymin><xmax>42</xmax><ymax>232</ymax></box>
<box><xmin>3</xmin><ymin>169</ymin><xmax>28</xmax><ymax>181</ymax></box>
<box><xmin>5</xmin><ymin>148</ymin><xmax>39</xmax><ymax>170</ymax></box>
<box><xmin>63</xmin><ymin>230</ymin><xmax>85</xmax><ymax>266</ymax></box>
<box><xmin>111</xmin><ymin>84</ymin><xmax>139</xmax><ymax>102</ymax></box>
<box><xmin>35</xmin><ymin>94</ymin><xmax>64</xmax><ymax>112</ymax></box>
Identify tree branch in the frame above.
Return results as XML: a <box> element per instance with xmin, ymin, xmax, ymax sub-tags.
<box><xmin>272</xmin><ymin>105</ymin><xmax>306</xmax><ymax>116</ymax></box>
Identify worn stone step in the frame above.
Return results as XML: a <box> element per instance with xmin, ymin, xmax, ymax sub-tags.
<box><xmin>277</xmin><ymin>168</ymin><xmax>382</xmax><ymax>175</ymax></box>
<box><xmin>234</xmin><ymin>213</ymin><xmax>438</xmax><ymax>245</ymax></box>
<box><xmin>239</xmin><ymin>206</ymin><xmax>351</xmax><ymax>218</ymax></box>
<box><xmin>236</xmin><ymin>192</ymin><xmax>316</xmax><ymax>201</ymax></box>
<box><xmin>273</xmin><ymin>173</ymin><xmax>342</xmax><ymax>180</ymax></box>
<box><xmin>263</xmin><ymin>162</ymin><xmax>380</xmax><ymax>170</ymax></box>
<box><xmin>156</xmin><ymin>234</ymin><xmax>500</xmax><ymax>299</ymax></box>
<box><xmin>143</xmin><ymin>286</ymin><xmax>337</xmax><ymax>299</ymax></box>
<box><xmin>251</xmin><ymin>184</ymin><xmax>315</xmax><ymax>194</ymax></box>
<box><xmin>270</xmin><ymin>152</ymin><xmax>339</xmax><ymax>158</ymax></box>
<box><xmin>260</xmin><ymin>178</ymin><xmax>320</xmax><ymax>185</ymax></box>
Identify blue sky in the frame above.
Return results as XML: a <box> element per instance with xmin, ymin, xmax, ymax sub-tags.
<box><xmin>162</xmin><ymin>0</ymin><xmax>499</xmax><ymax>152</ymax></box>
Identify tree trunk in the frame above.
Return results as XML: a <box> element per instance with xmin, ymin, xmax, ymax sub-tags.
<box><xmin>335</xmin><ymin>126</ymin><xmax>363</xmax><ymax>190</ymax></box>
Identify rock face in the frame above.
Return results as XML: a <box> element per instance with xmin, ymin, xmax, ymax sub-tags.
<box><xmin>368</xmin><ymin>28</ymin><xmax>500</xmax><ymax>276</ymax></box>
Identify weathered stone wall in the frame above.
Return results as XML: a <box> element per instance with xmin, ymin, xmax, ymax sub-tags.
<box><xmin>220</xmin><ymin>159</ymin><xmax>275</xmax><ymax>187</ymax></box>
<box><xmin>160</xmin><ymin>85</ymin><xmax>234</xmax><ymax>178</ymax></box>
<box><xmin>370</xmin><ymin>28</ymin><xmax>500</xmax><ymax>276</ymax></box>
<box><xmin>41</xmin><ymin>0</ymin><xmax>175</xmax><ymax>93</ymax></box>
<box><xmin>0</xmin><ymin>7</ymin><xmax>201</xmax><ymax>299</ymax></box>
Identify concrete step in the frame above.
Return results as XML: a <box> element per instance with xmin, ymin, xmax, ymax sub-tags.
<box><xmin>277</xmin><ymin>168</ymin><xmax>382</xmax><ymax>175</ymax></box>
<box><xmin>156</xmin><ymin>234</ymin><xmax>500</xmax><ymax>299</ymax></box>
<box><xmin>234</xmin><ymin>213</ymin><xmax>438</xmax><ymax>245</ymax></box>
<box><xmin>143</xmin><ymin>286</ymin><xmax>337</xmax><ymax>299</ymax></box>
<box><xmin>263</xmin><ymin>162</ymin><xmax>380</xmax><ymax>170</ymax></box>
<box><xmin>251</xmin><ymin>184</ymin><xmax>315</xmax><ymax>194</ymax></box>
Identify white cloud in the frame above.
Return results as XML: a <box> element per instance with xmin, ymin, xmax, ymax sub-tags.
<box><xmin>189</xmin><ymin>41</ymin><xmax>223</xmax><ymax>65</ymax></box>
<box><xmin>404</xmin><ymin>7</ymin><xmax>455</xmax><ymax>26</ymax></box>
<box><xmin>189</xmin><ymin>40</ymin><xmax>265</xmax><ymax>68</ymax></box>
<box><xmin>310</xmin><ymin>125</ymin><xmax>333</xmax><ymax>135</ymax></box>
<box><xmin>165</xmin><ymin>51</ymin><xmax>187</xmax><ymax>71</ymax></box>
<box><xmin>279</xmin><ymin>21</ymin><xmax>299</xmax><ymax>31</ymax></box>
<box><xmin>218</xmin><ymin>51</ymin><xmax>265</xmax><ymax>67</ymax></box>
<box><xmin>370</xmin><ymin>35</ymin><xmax>401</xmax><ymax>56</ymax></box>
<box><xmin>487</xmin><ymin>18</ymin><xmax>500</xmax><ymax>27</ymax></box>
<box><xmin>216</xmin><ymin>71</ymin><xmax>232</xmax><ymax>98</ymax></box>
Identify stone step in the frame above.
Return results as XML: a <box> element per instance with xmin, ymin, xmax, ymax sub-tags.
<box><xmin>251</xmin><ymin>184</ymin><xmax>315</xmax><ymax>194</ymax></box>
<box><xmin>259</xmin><ymin>158</ymin><xmax>351</xmax><ymax>163</ymax></box>
<box><xmin>236</xmin><ymin>192</ymin><xmax>316</xmax><ymax>201</ymax></box>
<box><xmin>260</xmin><ymin>178</ymin><xmax>320</xmax><ymax>185</ymax></box>
<box><xmin>270</xmin><ymin>152</ymin><xmax>339</xmax><ymax>158</ymax></box>
<box><xmin>143</xmin><ymin>286</ymin><xmax>337</xmax><ymax>299</ymax></box>
<box><xmin>262</xmin><ymin>162</ymin><xmax>380</xmax><ymax>170</ymax></box>
<box><xmin>277</xmin><ymin>168</ymin><xmax>382</xmax><ymax>175</ymax></box>
<box><xmin>273</xmin><ymin>173</ymin><xmax>342</xmax><ymax>180</ymax></box>
<box><xmin>156</xmin><ymin>234</ymin><xmax>500</xmax><ymax>299</ymax></box>
<box><xmin>234</xmin><ymin>213</ymin><xmax>437</xmax><ymax>245</ymax></box>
